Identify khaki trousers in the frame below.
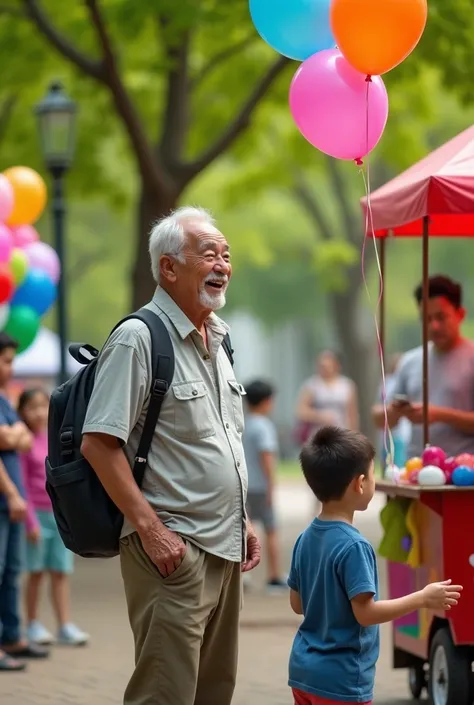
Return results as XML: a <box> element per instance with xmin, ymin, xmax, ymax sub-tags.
<box><xmin>120</xmin><ymin>532</ymin><xmax>242</xmax><ymax>705</ymax></box>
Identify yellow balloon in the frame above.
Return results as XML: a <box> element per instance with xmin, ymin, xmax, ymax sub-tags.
<box><xmin>3</xmin><ymin>166</ymin><xmax>47</xmax><ymax>227</ymax></box>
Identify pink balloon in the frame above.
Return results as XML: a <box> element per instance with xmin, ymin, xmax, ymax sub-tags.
<box><xmin>24</xmin><ymin>241</ymin><xmax>60</xmax><ymax>285</ymax></box>
<box><xmin>289</xmin><ymin>48</ymin><xmax>389</xmax><ymax>161</ymax></box>
<box><xmin>10</xmin><ymin>224</ymin><xmax>39</xmax><ymax>248</ymax></box>
<box><xmin>422</xmin><ymin>445</ymin><xmax>446</xmax><ymax>468</ymax></box>
<box><xmin>0</xmin><ymin>223</ymin><xmax>13</xmax><ymax>264</ymax></box>
<box><xmin>0</xmin><ymin>175</ymin><xmax>14</xmax><ymax>222</ymax></box>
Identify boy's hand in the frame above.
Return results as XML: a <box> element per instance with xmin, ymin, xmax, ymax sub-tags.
<box><xmin>422</xmin><ymin>579</ymin><xmax>463</xmax><ymax>610</ymax></box>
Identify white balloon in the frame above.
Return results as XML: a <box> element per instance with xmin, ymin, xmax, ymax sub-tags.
<box><xmin>0</xmin><ymin>304</ymin><xmax>10</xmax><ymax>330</ymax></box>
<box><xmin>418</xmin><ymin>465</ymin><xmax>446</xmax><ymax>486</ymax></box>
<box><xmin>384</xmin><ymin>464</ymin><xmax>401</xmax><ymax>481</ymax></box>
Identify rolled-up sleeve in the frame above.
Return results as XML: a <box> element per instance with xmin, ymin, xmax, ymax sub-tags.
<box><xmin>82</xmin><ymin>341</ymin><xmax>148</xmax><ymax>444</ymax></box>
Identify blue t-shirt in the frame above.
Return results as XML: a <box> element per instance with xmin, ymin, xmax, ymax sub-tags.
<box><xmin>0</xmin><ymin>394</ymin><xmax>24</xmax><ymax>512</ymax></box>
<box><xmin>243</xmin><ymin>413</ymin><xmax>279</xmax><ymax>494</ymax></box>
<box><xmin>288</xmin><ymin>519</ymin><xmax>380</xmax><ymax>703</ymax></box>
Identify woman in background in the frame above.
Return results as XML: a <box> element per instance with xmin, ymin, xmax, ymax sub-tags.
<box><xmin>295</xmin><ymin>350</ymin><xmax>359</xmax><ymax>442</ymax></box>
<box><xmin>19</xmin><ymin>387</ymin><xmax>89</xmax><ymax>647</ymax></box>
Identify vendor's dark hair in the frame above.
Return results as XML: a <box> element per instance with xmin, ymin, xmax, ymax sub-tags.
<box><xmin>300</xmin><ymin>426</ymin><xmax>375</xmax><ymax>503</ymax></box>
<box><xmin>414</xmin><ymin>275</ymin><xmax>462</xmax><ymax>309</ymax></box>
<box><xmin>0</xmin><ymin>332</ymin><xmax>18</xmax><ymax>355</ymax></box>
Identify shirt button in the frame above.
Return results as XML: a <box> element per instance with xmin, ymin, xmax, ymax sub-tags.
<box><xmin>192</xmin><ymin>389</ymin><xmax>198</xmax><ymax>396</ymax></box>
<box><xmin>226</xmin><ymin>423</ymin><xmax>230</xmax><ymax>429</ymax></box>
<box><xmin>237</xmin><ymin>461</ymin><xmax>241</xmax><ymax>468</ymax></box>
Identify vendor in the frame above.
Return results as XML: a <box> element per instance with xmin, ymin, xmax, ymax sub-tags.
<box><xmin>372</xmin><ymin>275</ymin><xmax>474</xmax><ymax>458</ymax></box>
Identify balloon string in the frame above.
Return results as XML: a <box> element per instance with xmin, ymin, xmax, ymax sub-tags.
<box><xmin>359</xmin><ymin>79</ymin><xmax>395</xmax><ymax>478</ymax></box>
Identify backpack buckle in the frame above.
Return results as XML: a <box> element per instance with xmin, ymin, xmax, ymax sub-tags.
<box><xmin>152</xmin><ymin>379</ymin><xmax>168</xmax><ymax>397</ymax></box>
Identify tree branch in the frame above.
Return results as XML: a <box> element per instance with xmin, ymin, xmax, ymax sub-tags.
<box><xmin>158</xmin><ymin>19</ymin><xmax>191</xmax><ymax>171</ymax></box>
<box><xmin>83</xmin><ymin>0</ymin><xmax>172</xmax><ymax>195</ymax></box>
<box><xmin>191</xmin><ymin>34</ymin><xmax>257</xmax><ymax>88</ymax></box>
<box><xmin>291</xmin><ymin>170</ymin><xmax>333</xmax><ymax>242</ymax></box>
<box><xmin>182</xmin><ymin>55</ymin><xmax>290</xmax><ymax>181</ymax></box>
<box><xmin>23</xmin><ymin>0</ymin><xmax>105</xmax><ymax>80</ymax></box>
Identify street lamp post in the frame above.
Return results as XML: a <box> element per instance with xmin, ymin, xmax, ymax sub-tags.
<box><xmin>34</xmin><ymin>81</ymin><xmax>77</xmax><ymax>386</ymax></box>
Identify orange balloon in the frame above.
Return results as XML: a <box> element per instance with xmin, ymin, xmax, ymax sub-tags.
<box><xmin>405</xmin><ymin>456</ymin><xmax>423</xmax><ymax>473</ymax></box>
<box><xmin>4</xmin><ymin>167</ymin><xmax>47</xmax><ymax>227</ymax></box>
<box><xmin>330</xmin><ymin>0</ymin><xmax>428</xmax><ymax>76</ymax></box>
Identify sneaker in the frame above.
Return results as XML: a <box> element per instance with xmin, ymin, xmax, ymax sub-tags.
<box><xmin>26</xmin><ymin>621</ymin><xmax>54</xmax><ymax>646</ymax></box>
<box><xmin>266</xmin><ymin>578</ymin><xmax>289</xmax><ymax>594</ymax></box>
<box><xmin>57</xmin><ymin>623</ymin><xmax>90</xmax><ymax>646</ymax></box>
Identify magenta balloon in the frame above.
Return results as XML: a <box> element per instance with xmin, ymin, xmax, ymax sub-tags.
<box><xmin>289</xmin><ymin>48</ymin><xmax>389</xmax><ymax>161</ymax></box>
<box><xmin>24</xmin><ymin>241</ymin><xmax>60</xmax><ymax>285</ymax></box>
<box><xmin>0</xmin><ymin>175</ymin><xmax>14</xmax><ymax>222</ymax></box>
<box><xmin>0</xmin><ymin>223</ymin><xmax>13</xmax><ymax>264</ymax></box>
<box><xmin>11</xmin><ymin>224</ymin><xmax>39</xmax><ymax>249</ymax></box>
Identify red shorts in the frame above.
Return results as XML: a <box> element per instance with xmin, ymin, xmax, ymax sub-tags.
<box><xmin>292</xmin><ymin>688</ymin><xmax>372</xmax><ymax>705</ymax></box>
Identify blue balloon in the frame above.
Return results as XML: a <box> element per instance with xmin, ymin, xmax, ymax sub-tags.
<box><xmin>12</xmin><ymin>267</ymin><xmax>56</xmax><ymax>317</ymax></box>
<box><xmin>452</xmin><ymin>465</ymin><xmax>474</xmax><ymax>487</ymax></box>
<box><xmin>249</xmin><ymin>0</ymin><xmax>335</xmax><ymax>61</ymax></box>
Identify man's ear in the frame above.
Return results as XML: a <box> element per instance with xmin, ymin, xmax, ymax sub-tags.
<box><xmin>160</xmin><ymin>255</ymin><xmax>177</xmax><ymax>283</ymax></box>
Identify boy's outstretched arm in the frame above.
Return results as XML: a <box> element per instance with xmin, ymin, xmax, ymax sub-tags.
<box><xmin>290</xmin><ymin>589</ymin><xmax>303</xmax><ymax>615</ymax></box>
<box><xmin>351</xmin><ymin>580</ymin><xmax>462</xmax><ymax>628</ymax></box>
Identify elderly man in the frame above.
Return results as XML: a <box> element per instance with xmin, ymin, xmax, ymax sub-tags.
<box><xmin>81</xmin><ymin>206</ymin><xmax>259</xmax><ymax>705</ymax></box>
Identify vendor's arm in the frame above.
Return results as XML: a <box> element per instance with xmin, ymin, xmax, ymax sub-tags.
<box><xmin>406</xmin><ymin>404</ymin><xmax>474</xmax><ymax>434</ymax></box>
<box><xmin>295</xmin><ymin>385</ymin><xmax>337</xmax><ymax>426</ymax></box>
<box><xmin>372</xmin><ymin>360</ymin><xmax>408</xmax><ymax>429</ymax></box>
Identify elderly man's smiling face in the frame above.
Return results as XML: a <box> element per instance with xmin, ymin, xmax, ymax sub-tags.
<box><xmin>160</xmin><ymin>217</ymin><xmax>232</xmax><ymax>318</ymax></box>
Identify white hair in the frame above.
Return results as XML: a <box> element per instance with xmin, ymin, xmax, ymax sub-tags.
<box><xmin>148</xmin><ymin>206</ymin><xmax>216</xmax><ymax>283</ymax></box>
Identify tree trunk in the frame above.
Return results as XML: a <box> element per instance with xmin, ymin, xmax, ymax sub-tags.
<box><xmin>131</xmin><ymin>183</ymin><xmax>179</xmax><ymax>309</ymax></box>
<box><xmin>330</xmin><ymin>272</ymin><xmax>378</xmax><ymax>440</ymax></box>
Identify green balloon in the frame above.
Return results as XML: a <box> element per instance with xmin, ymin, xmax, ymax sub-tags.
<box><xmin>4</xmin><ymin>305</ymin><xmax>39</xmax><ymax>353</ymax></box>
<box><xmin>9</xmin><ymin>248</ymin><xmax>28</xmax><ymax>286</ymax></box>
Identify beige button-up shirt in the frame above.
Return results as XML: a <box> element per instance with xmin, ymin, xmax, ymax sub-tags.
<box><xmin>83</xmin><ymin>287</ymin><xmax>248</xmax><ymax>562</ymax></box>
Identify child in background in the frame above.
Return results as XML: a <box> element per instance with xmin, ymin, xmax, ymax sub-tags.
<box><xmin>288</xmin><ymin>426</ymin><xmax>462</xmax><ymax>705</ymax></box>
<box><xmin>242</xmin><ymin>380</ymin><xmax>286</xmax><ymax>592</ymax></box>
<box><xmin>19</xmin><ymin>387</ymin><xmax>89</xmax><ymax>647</ymax></box>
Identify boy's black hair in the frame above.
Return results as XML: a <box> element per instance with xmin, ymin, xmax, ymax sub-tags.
<box><xmin>299</xmin><ymin>426</ymin><xmax>375</xmax><ymax>503</ymax></box>
<box><xmin>414</xmin><ymin>275</ymin><xmax>462</xmax><ymax>309</ymax></box>
<box><xmin>245</xmin><ymin>379</ymin><xmax>274</xmax><ymax>408</ymax></box>
<box><xmin>0</xmin><ymin>332</ymin><xmax>18</xmax><ymax>355</ymax></box>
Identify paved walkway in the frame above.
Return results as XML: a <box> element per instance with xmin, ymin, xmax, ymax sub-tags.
<box><xmin>1</xmin><ymin>487</ymin><xmax>422</xmax><ymax>704</ymax></box>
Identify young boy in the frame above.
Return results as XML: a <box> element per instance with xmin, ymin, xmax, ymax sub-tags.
<box><xmin>0</xmin><ymin>333</ymin><xmax>49</xmax><ymax>671</ymax></box>
<box><xmin>243</xmin><ymin>380</ymin><xmax>286</xmax><ymax>591</ymax></box>
<box><xmin>288</xmin><ymin>426</ymin><xmax>462</xmax><ymax>705</ymax></box>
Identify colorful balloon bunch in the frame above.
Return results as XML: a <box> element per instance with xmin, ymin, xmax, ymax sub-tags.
<box><xmin>249</xmin><ymin>0</ymin><xmax>427</xmax><ymax>162</ymax></box>
<box><xmin>0</xmin><ymin>166</ymin><xmax>58</xmax><ymax>353</ymax></box>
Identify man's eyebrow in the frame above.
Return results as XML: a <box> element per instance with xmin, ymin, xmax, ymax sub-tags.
<box><xmin>199</xmin><ymin>240</ymin><xmax>230</xmax><ymax>252</ymax></box>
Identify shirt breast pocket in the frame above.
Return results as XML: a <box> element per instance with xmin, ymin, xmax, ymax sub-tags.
<box><xmin>172</xmin><ymin>381</ymin><xmax>215</xmax><ymax>441</ymax></box>
<box><xmin>227</xmin><ymin>380</ymin><xmax>246</xmax><ymax>434</ymax></box>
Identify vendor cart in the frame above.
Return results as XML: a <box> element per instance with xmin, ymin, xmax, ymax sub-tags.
<box><xmin>376</xmin><ymin>479</ymin><xmax>474</xmax><ymax>704</ymax></box>
<box><xmin>361</xmin><ymin>126</ymin><xmax>474</xmax><ymax>705</ymax></box>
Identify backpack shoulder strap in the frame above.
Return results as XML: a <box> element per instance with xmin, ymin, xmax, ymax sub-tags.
<box><xmin>116</xmin><ymin>308</ymin><xmax>175</xmax><ymax>486</ymax></box>
<box><xmin>222</xmin><ymin>332</ymin><xmax>234</xmax><ymax>367</ymax></box>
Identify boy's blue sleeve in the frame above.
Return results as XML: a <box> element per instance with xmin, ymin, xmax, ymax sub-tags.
<box><xmin>287</xmin><ymin>534</ymin><xmax>302</xmax><ymax>592</ymax></box>
<box><xmin>337</xmin><ymin>540</ymin><xmax>378</xmax><ymax>601</ymax></box>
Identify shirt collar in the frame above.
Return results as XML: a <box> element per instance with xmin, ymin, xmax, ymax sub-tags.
<box><xmin>151</xmin><ymin>287</ymin><xmax>229</xmax><ymax>340</ymax></box>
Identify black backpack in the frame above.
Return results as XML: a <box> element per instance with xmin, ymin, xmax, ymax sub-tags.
<box><xmin>45</xmin><ymin>307</ymin><xmax>234</xmax><ymax>559</ymax></box>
